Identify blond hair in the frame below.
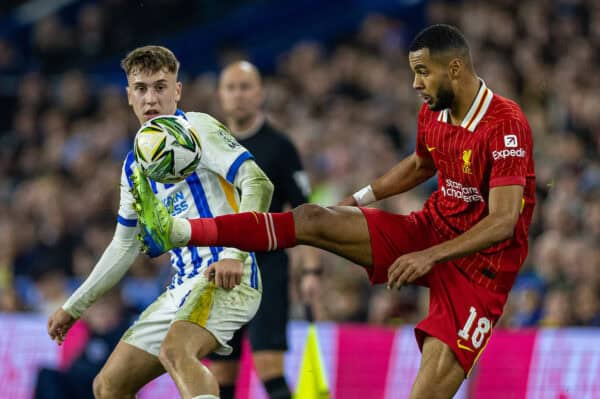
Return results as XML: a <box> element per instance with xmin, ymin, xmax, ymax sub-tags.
<box><xmin>120</xmin><ymin>45</ymin><xmax>180</xmax><ymax>76</ymax></box>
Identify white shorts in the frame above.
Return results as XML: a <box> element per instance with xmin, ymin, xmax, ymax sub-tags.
<box><xmin>122</xmin><ymin>263</ymin><xmax>261</xmax><ymax>357</ymax></box>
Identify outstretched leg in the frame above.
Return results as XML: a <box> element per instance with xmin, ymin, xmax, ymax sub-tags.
<box><xmin>293</xmin><ymin>204</ymin><xmax>372</xmax><ymax>265</ymax></box>
<box><xmin>188</xmin><ymin>204</ymin><xmax>372</xmax><ymax>265</ymax></box>
<box><xmin>131</xmin><ymin>167</ymin><xmax>373</xmax><ymax>266</ymax></box>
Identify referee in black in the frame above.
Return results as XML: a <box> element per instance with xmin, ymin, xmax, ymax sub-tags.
<box><xmin>208</xmin><ymin>61</ymin><xmax>310</xmax><ymax>399</ymax></box>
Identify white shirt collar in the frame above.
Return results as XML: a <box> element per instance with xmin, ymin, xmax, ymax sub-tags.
<box><xmin>436</xmin><ymin>79</ymin><xmax>493</xmax><ymax>132</ymax></box>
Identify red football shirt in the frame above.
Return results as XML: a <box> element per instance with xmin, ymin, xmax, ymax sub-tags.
<box><xmin>415</xmin><ymin>80</ymin><xmax>536</xmax><ymax>292</ymax></box>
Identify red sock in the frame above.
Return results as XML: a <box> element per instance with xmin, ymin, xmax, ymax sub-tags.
<box><xmin>188</xmin><ymin>212</ymin><xmax>296</xmax><ymax>251</ymax></box>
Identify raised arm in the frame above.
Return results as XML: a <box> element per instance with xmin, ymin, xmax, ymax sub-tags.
<box><xmin>340</xmin><ymin>152</ymin><xmax>436</xmax><ymax>206</ymax></box>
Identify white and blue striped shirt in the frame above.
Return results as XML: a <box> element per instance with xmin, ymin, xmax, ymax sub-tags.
<box><xmin>118</xmin><ymin>110</ymin><xmax>259</xmax><ymax>289</ymax></box>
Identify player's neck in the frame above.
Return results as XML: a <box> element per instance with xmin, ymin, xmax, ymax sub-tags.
<box><xmin>449</xmin><ymin>76</ymin><xmax>482</xmax><ymax>126</ymax></box>
<box><xmin>228</xmin><ymin>112</ymin><xmax>264</xmax><ymax>139</ymax></box>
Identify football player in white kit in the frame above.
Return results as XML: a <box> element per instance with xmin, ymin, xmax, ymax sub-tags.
<box><xmin>47</xmin><ymin>45</ymin><xmax>274</xmax><ymax>399</ymax></box>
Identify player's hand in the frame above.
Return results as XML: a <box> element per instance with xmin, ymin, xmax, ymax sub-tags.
<box><xmin>337</xmin><ymin>196</ymin><xmax>357</xmax><ymax>206</ymax></box>
<box><xmin>387</xmin><ymin>250</ymin><xmax>437</xmax><ymax>289</ymax></box>
<box><xmin>204</xmin><ymin>259</ymin><xmax>243</xmax><ymax>289</ymax></box>
<box><xmin>47</xmin><ymin>308</ymin><xmax>77</xmax><ymax>346</ymax></box>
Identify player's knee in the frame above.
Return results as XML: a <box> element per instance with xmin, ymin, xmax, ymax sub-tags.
<box><xmin>158</xmin><ymin>343</ymin><xmax>183</xmax><ymax>370</ymax></box>
<box><xmin>93</xmin><ymin>373</ymin><xmax>121</xmax><ymax>399</ymax></box>
<box><xmin>293</xmin><ymin>204</ymin><xmax>329</xmax><ymax>237</ymax></box>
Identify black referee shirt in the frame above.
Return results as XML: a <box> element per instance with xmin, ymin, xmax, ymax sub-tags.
<box><xmin>238</xmin><ymin>120</ymin><xmax>309</xmax><ymax>211</ymax></box>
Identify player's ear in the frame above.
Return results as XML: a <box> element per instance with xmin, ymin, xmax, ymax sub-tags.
<box><xmin>175</xmin><ymin>81</ymin><xmax>182</xmax><ymax>102</ymax></box>
<box><xmin>448</xmin><ymin>58</ymin><xmax>463</xmax><ymax>79</ymax></box>
<box><xmin>125</xmin><ymin>86</ymin><xmax>132</xmax><ymax>106</ymax></box>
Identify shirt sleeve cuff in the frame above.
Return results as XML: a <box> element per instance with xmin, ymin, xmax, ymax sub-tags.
<box><xmin>220</xmin><ymin>248</ymin><xmax>249</xmax><ymax>262</ymax></box>
<box><xmin>62</xmin><ymin>304</ymin><xmax>82</xmax><ymax>319</ymax></box>
<box><xmin>117</xmin><ymin>215</ymin><xmax>137</xmax><ymax>227</ymax></box>
<box><xmin>490</xmin><ymin>176</ymin><xmax>526</xmax><ymax>187</ymax></box>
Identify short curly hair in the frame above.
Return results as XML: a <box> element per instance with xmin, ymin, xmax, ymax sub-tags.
<box><xmin>121</xmin><ymin>45</ymin><xmax>180</xmax><ymax>76</ymax></box>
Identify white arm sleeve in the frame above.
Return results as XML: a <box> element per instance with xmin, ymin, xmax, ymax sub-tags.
<box><xmin>234</xmin><ymin>160</ymin><xmax>274</xmax><ymax>213</ymax></box>
<box><xmin>62</xmin><ymin>223</ymin><xmax>141</xmax><ymax>318</ymax></box>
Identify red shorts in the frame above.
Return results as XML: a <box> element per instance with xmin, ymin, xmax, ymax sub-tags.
<box><xmin>360</xmin><ymin>207</ymin><xmax>508</xmax><ymax>375</ymax></box>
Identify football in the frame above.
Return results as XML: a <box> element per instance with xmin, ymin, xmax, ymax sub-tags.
<box><xmin>134</xmin><ymin>115</ymin><xmax>202</xmax><ymax>183</ymax></box>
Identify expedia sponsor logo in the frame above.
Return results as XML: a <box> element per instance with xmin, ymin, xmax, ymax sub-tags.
<box><xmin>492</xmin><ymin>148</ymin><xmax>526</xmax><ymax>160</ymax></box>
<box><xmin>504</xmin><ymin>134</ymin><xmax>518</xmax><ymax>147</ymax></box>
<box><xmin>441</xmin><ymin>178</ymin><xmax>484</xmax><ymax>203</ymax></box>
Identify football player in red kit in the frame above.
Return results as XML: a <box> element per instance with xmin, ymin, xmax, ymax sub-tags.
<box><xmin>131</xmin><ymin>24</ymin><xmax>535</xmax><ymax>399</ymax></box>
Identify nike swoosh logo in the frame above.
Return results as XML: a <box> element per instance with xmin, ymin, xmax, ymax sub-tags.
<box><xmin>457</xmin><ymin>339</ymin><xmax>474</xmax><ymax>352</ymax></box>
<box><xmin>426</xmin><ymin>145</ymin><xmax>436</xmax><ymax>152</ymax></box>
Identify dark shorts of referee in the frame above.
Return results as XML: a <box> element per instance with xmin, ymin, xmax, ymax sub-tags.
<box><xmin>208</xmin><ymin>250</ymin><xmax>289</xmax><ymax>361</ymax></box>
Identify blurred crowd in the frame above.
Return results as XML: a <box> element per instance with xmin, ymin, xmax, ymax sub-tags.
<box><xmin>0</xmin><ymin>0</ymin><xmax>599</xmax><ymax>331</ymax></box>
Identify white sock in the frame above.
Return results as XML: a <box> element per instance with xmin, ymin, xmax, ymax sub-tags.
<box><xmin>192</xmin><ymin>395</ymin><xmax>219</xmax><ymax>399</ymax></box>
<box><xmin>171</xmin><ymin>218</ymin><xmax>191</xmax><ymax>246</ymax></box>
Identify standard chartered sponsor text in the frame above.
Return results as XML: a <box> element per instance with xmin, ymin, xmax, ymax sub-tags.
<box><xmin>441</xmin><ymin>178</ymin><xmax>484</xmax><ymax>203</ymax></box>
